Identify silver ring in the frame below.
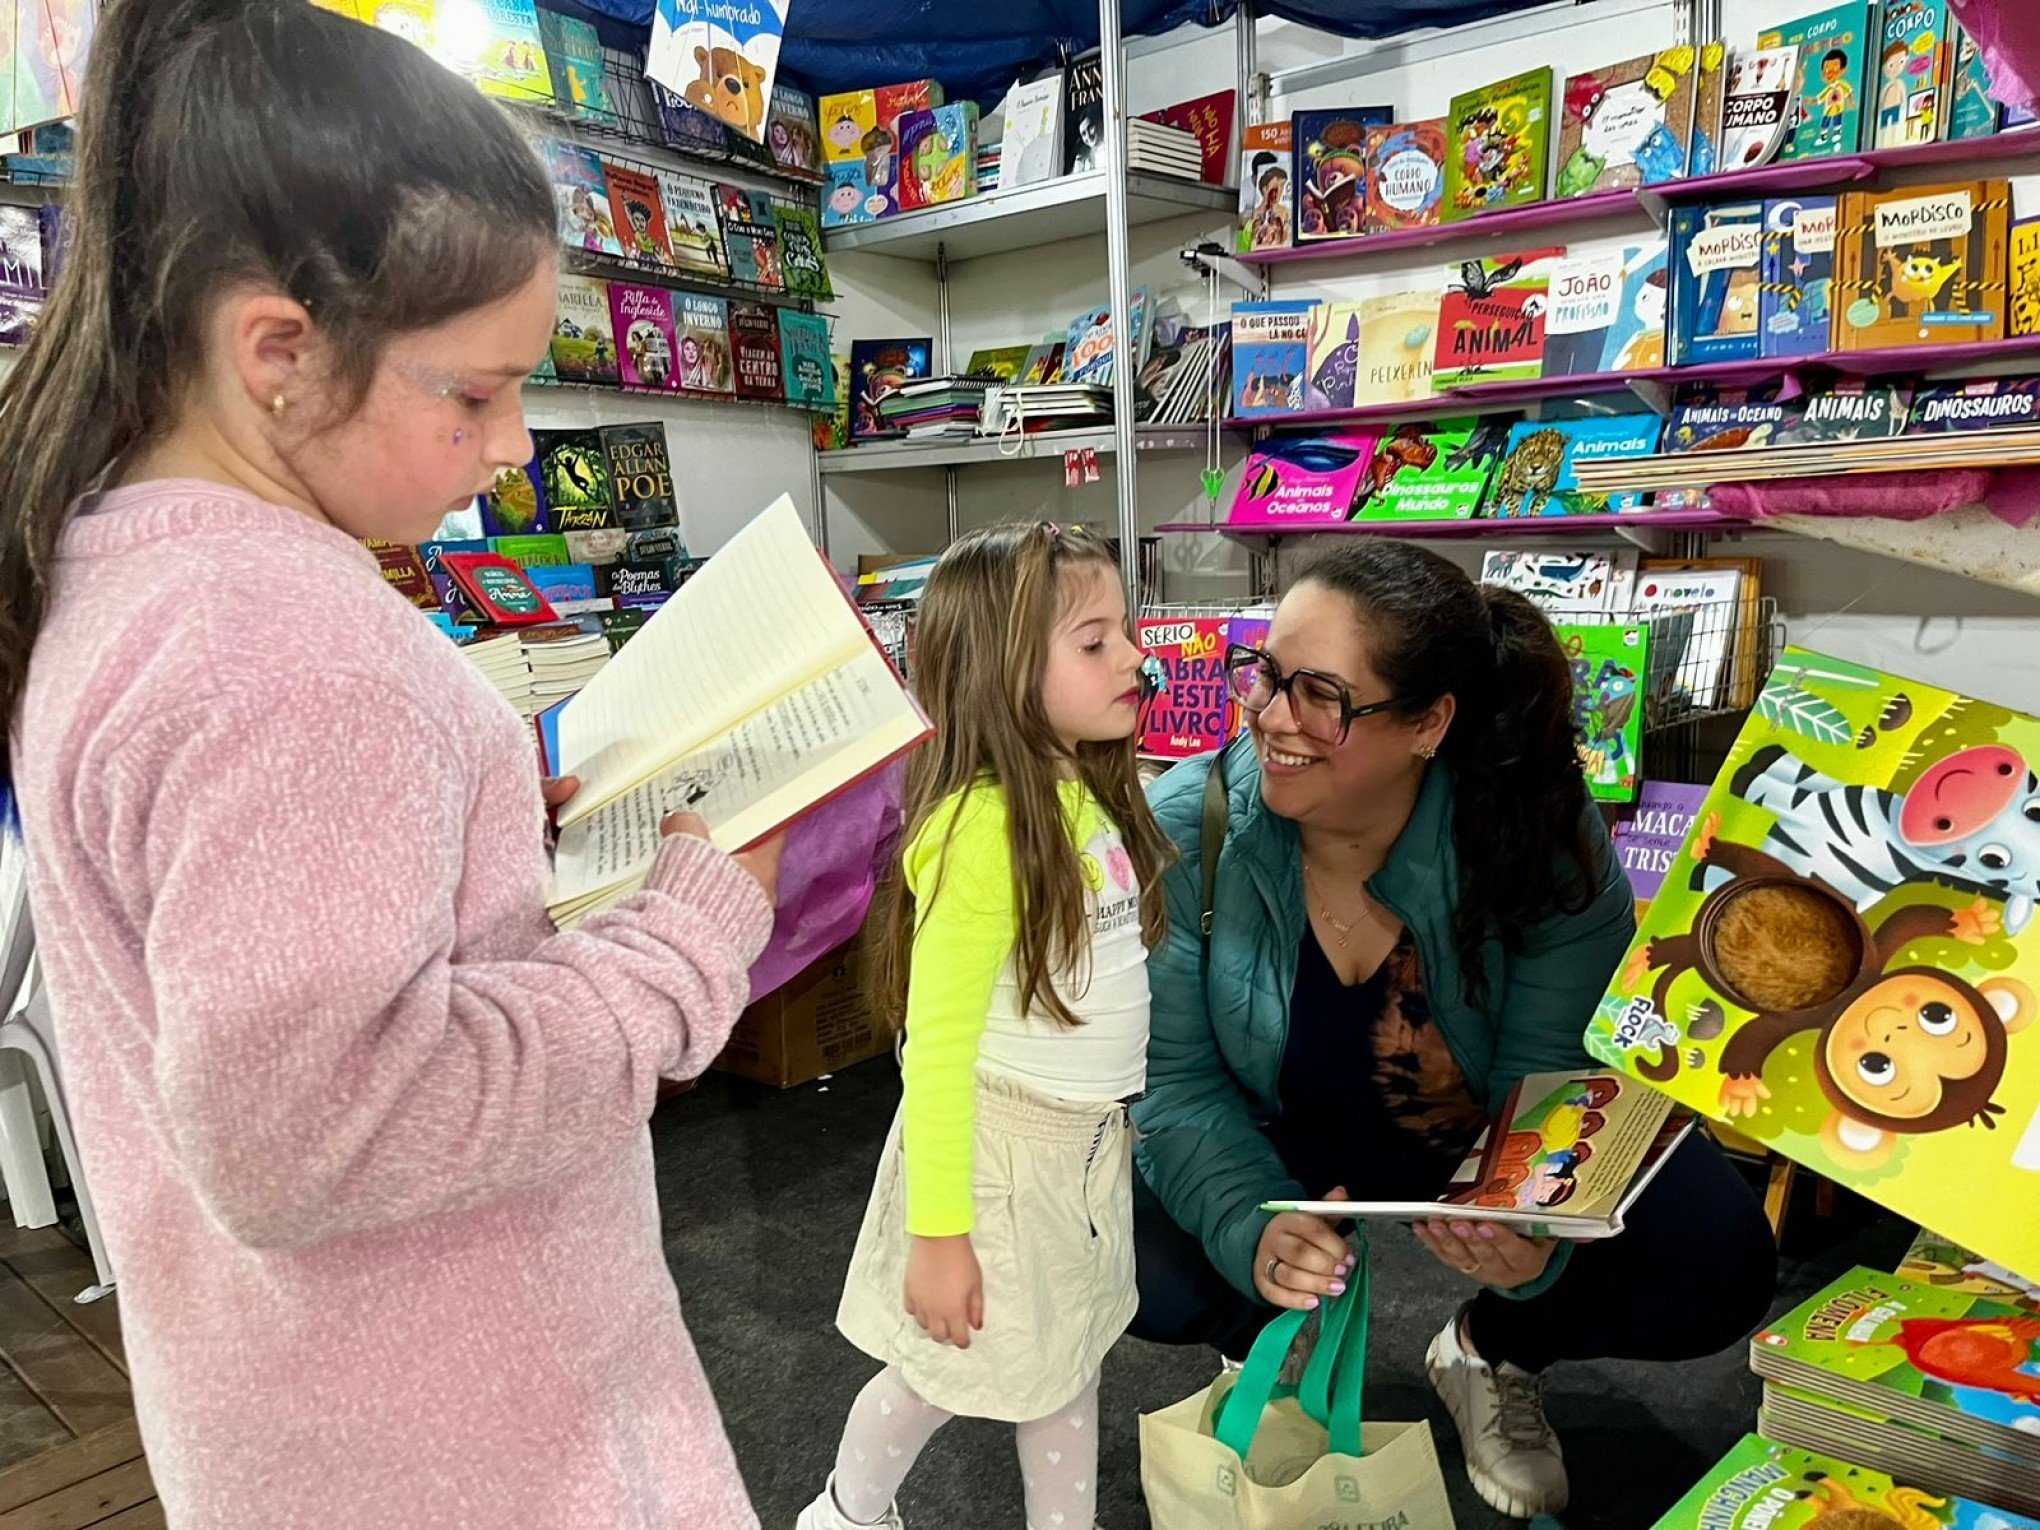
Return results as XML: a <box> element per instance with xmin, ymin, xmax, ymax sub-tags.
<box><xmin>1265</xmin><ymin>1255</ymin><xmax>1281</xmax><ymax>1283</ymax></box>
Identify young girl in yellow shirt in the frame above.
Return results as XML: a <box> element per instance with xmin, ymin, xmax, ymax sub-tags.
<box><xmin>800</xmin><ymin>523</ymin><xmax>1171</xmax><ymax>1530</ymax></box>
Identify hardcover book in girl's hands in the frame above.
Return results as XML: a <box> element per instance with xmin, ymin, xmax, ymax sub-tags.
<box><xmin>1585</xmin><ymin>651</ymin><xmax>2040</xmax><ymax>1283</ymax></box>
<box><xmin>1555</xmin><ymin>49</ymin><xmax>1700</xmax><ymax>197</ymax></box>
<box><xmin>1226</xmin><ymin>434</ymin><xmax>1381</xmax><ymax>528</ymax></box>
<box><xmin>1442</xmin><ymin>68</ymin><xmax>1553</xmax><ymax>221</ymax></box>
<box><xmin>1264</xmin><ymin>1070</ymin><xmax>1692</xmax><ymax>1239</ymax></box>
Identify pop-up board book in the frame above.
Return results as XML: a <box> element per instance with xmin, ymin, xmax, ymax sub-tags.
<box><xmin>1588</xmin><ymin>650</ymin><xmax>2040</xmax><ymax>1284</ymax></box>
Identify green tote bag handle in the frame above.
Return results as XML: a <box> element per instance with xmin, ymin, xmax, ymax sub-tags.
<box><xmin>1212</xmin><ymin>1240</ymin><xmax>1372</xmax><ymax>1463</ymax></box>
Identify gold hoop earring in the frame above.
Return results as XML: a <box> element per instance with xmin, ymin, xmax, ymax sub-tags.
<box><xmin>270</xmin><ymin>394</ymin><xmax>288</xmax><ymax>418</ymax></box>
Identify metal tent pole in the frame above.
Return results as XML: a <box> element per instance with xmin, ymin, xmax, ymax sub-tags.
<box><xmin>1099</xmin><ymin>0</ymin><xmax>1141</xmax><ymax>614</ymax></box>
<box><xmin>1237</xmin><ymin>0</ymin><xmax>1260</xmax><ymax>126</ymax></box>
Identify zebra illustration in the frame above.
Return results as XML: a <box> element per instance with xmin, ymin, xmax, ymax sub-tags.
<box><xmin>1711</xmin><ymin>741</ymin><xmax>2040</xmax><ymax>933</ymax></box>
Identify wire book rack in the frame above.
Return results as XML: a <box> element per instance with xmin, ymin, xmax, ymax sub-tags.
<box><xmin>1536</xmin><ymin>594</ymin><xmax>1785</xmax><ymax>736</ymax></box>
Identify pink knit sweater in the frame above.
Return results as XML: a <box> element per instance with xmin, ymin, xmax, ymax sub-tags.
<box><xmin>13</xmin><ymin>481</ymin><xmax>773</xmax><ymax>1528</ymax></box>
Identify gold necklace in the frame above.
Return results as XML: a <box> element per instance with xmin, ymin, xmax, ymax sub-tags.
<box><xmin>1303</xmin><ymin>858</ymin><xmax>1378</xmax><ymax>950</ymax></box>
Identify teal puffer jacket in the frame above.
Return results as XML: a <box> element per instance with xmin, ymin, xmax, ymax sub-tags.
<box><xmin>1132</xmin><ymin>735</ymin><xmax>1638</xmax><ymax>1301</ymax></box>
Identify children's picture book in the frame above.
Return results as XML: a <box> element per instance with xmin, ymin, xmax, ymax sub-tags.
<box><xmin>1672</xmin><ymin>201</ymin><xmax>1768</xmax><ymax>366</ymax></box>
<box><xmin>1000</xmin><ymin>72</ymin><xmax>1063</xmax><ymax>190</ymax></box>
<box><xmin>777</xmin><ymin>311</ymin><xmax>836</xmax><ymax>411</ymax></box>
<box><xmin>822</xmin><ymin>161</ymin><xmax>884</xmax><ymax>229</ymax></box>
<box><xmin>1761</xmin><ymin>3</ymin><xmax>1872</xmax><ymax>162</ymax></box>
<box><xmin>1064</xmin><ymin>56</ymin><xmax>1106</xmax><ymax>175</ymax></box>
<box><xmin>1653</xmin><ymin>1433</ymin><xmax>2040</xmax><ymax>1530</ymax></box>
<box><xmin>1555</xmin><ymin>49</ymin><xmax>1700</xmax><ymax>197</ymax></box>
<box><xmin>603</xmin><ymin>162</ymin><xmax>674</xmax><ymax>270</ymax></box>
<box><xmin>1480</xmin><ymin>548</ymin><xmax>1640</xmax><ymax>613</ymax></box>
<box><xmin>654</xmin><ymin>171</ymin><xmax>729</xmax><ymax>280</ymax></box>
<box><xmin>1021</xmin><ymin>339</ymin><xmax>1066</xmax><ymax>385</ymax></box>
<box><xmin>850</xmin><ymin>338</ymin><xmax>933</xmax><ymax>439</ymax></box>
<box><xmin>1442</xmin><ymin>68</ymin><xmax>1553</xmax><ymax>221</ymax></box>
<box><xmin>599</xmin><ymin>423</ymin><xmax>679</xmax><ymax>531</ymax></box>
<box><xmin>1629</xmin><ymin>564</ymin><xmax>1745</xmax><ymax>707</ymax></box>
<box><xmin>525</xmin><ymin>564</ymin><xmax>601</xmax><ymax>610</ymax></box>
<box><xmin>1586</xmin><ymin>651</ymin><xmax>2040</xmax><ymax>1284</ymax></box>
<box><xmin>1949</xmin><ymin>25</ymin><xmax>2004</xmax><ymax>140</ymax></box>
<box><xmin>447</xmin><ymin>0</ymin><xmax>552</xmax><ymax>103</ymax></box>
<box><xmin>1907</xmin><ymin>377</ymin><xmax>2040</xmax><ymax>434</ymax></box>
<box><xmin>1304</xmin><ymin>301</ymin><xmax>1366</xmax><ymax>412</ymax></box>
<box><xmin>1237</xmin><ymin>121</ymin><xmax>1294</xmax><ymax>253</ymax></box>
<box><xmin>1833</xmin><ymin>180</ymin><xmax>2010</xmax><ymax>349</ymax></box>
<box><xmin>767</xmin><ymin>84</ymin><xmax>823</xmax><ymax>178</ymax></box>
<box><xmin>1293</xmin><ymin>106</ymin><xmax>1393</xmax><ymax>242</ymax></box>
<box><xmin>1433</xmin><ymin>247</ymin><xmax>1561</xmax><ymax>390</ymax></box>
<box><xmin>0</xmin><ymin>206</ymin><xmax>45</xmax><ymax>347</ymax></box>
<box><xmin>1873</xmin><ymin>0</ymin><xmax>1953</xmax><ymax>149</ymax></box>
<box><xmin>1226</xmin><ymin>434</ymin><xmax>1381</xmax><ymax>529</ymax></box>
<box><xmin>1265</xmin><ymin>1070</ymin><xmax>1691</xmax><ymax>1239</ymax></box>
<box><xmin>1362</xmin><ymin>119</ymin><xmax>1447</xmax><ymax>232</ymax></box>
<box><xmin>1063</xmin><ymin>286</ymin><xmax>1150</xmax><ymax>388</ymax></box>
<box><xmin>674</xmin><ymin>293</ymin><xmax>734</xmax><ymax>395</ymax></box>
<box><xmin>1231</xmin><ymin>300</ymin><xmax>1314</xmax><ymax>417</ymax></box>
<box><xmin>898</xmin><ymin>102</ymin><xmax>977</xmax><ymax>211</ymax></box>
<box><xmin>728</xmin><ymin>300</ymin><xmax>783</xmax><ymax>402</ymax></box>
<box><xmin>714</xmin><ymin>185</ymin><xmax>784</xmax><ymax>290</ymax></box>
<box><xmin>649</xmin><ymin>79</ymin><xmax>731</xmax><ymax>159</ymax></box>
<box><xmin>535</xmin><ymin>7</ymin><xmax>612</xmax><ymax>121</ymax></box>
<box><xmin>1544</xmin><ymin>241</ymin><xmax>1671</xmax><ymax>376</ymax></box>
<box><xmin>1663</xmin><ymin>385</ymin><xmax>1795</xmax><ymax>451</ymax></box>
<box><xmin>1612</xmin><ymin>780</ymin><xmax>1711</xmax><ymax>904</ymax></box>
<box><xmin>1690</xmin><ymin>40</ymin><xmax>1729</xmax><ymax>175</ymax></box>
<box><xmin>821</xmin><ymin>89</ymin><xmax>877</xmax><ymax>163</ymax></box>
<box><xmin>1771</xmin><ymin>379</ymin><xmax>1913</xmax><ymax>444</ymax></box>
<box><xmin>771</xmin><ymin>205</ymin><xmax>832</xmax><ymax>300</ymax></box>
<box><xmin>1761</xmin><ymin>195</ymin><xmax>1839</xmax><ymax>359</ymax></box>
<box><xmin>547</xmin><ymin>139</ymin><xmax>621</xmax><ymax>257</ymax></box>
<box><xmin>1898</xmin><ymin>1229</ymin><xmax>2040</xmax><ymax>1307</ymax></box>
<box><xmin>1723</xmin><ymin>46</ymin><xmax>1802</xmax><ymax>169</ymax></box>
<box><xmin>1137</xmin><ymin>616</ymin><xmax>1233</xmax><ymax>759</ymax></box>
<box><xmin>1351</xmin><ymin>417</ymin><xmax>1510</xmax><ymax>521</ymax></box>
<box><xmin>2014</xmin><ymin>180</ymin><xmax>2040</xmax><ymax>338</ymax></box>
<box><xmin>534</xmin><ymin>429</ymin><xmax>618</xmax><ymax>532</ymax></box>
<box><xmin>608</xmin><ymin>283</ymin><xmax>680</xmax><ymax>392</ymax></box>
<box><xmin>1486</xmin><ymin>413</ymin><xmax>1663</xmax><ymax>516</ymax></box>
<box><xmin>1556</xmin><ymin>622</ymin><xmax>1649</xmax><ymax>801</ymax></box>
<box><xmin>964</xmin><ymin>346</ymin><xmax>1033</xmax><ymax>381</ymax></box>
<box><xmin>550</xmin><ymin>274</ymin><xmax>619</xmax><ymax>386</ymax></box>
<box><xmin>1355</xmin><ymin>289</ymin><xmax>1442</xmax><ymax>406</ymax></box>
<box><xmin>814</xmin><ymin>355</ymin><xmax>853</xmax><ymax>448</ymax></box>
<box><xmin>545</xmin><ymin>498</ymin><xmax>931</xmax><ymax>926</ymax></box>
<box><xmin>484</xmin><ymin>460</ymin><xmax>550</xmax><ymax>537</ymax></box>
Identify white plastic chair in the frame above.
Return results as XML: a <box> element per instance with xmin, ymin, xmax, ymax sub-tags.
<box><xmin>0</xmin><ymin>838</ymin><xmax>114</xmax><ymax>1302</ymax></box>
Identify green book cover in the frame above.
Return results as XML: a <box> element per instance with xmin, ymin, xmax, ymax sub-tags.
<box><xmin>1653</xmin><ymin>1431</ymin><xmax>2040</xmax><ymax>1527</ymax></box>
<box><xmin>488</xmin><ymin>533</ymin><xmax>571</xmax><ymax>569</ymax></box>
<box><xmin>1350</xmin><ymin>417</ymin><xmax>1507</xmax><ymax>521</ymax></box>
<box><xmin>772</xmin><ymin>205</ymin><xmax>834</xmax><ymax>300</ymax></box>
<box><xmin>534</xmin><ymin>7</ymin><xmax>613</xmax><ymax>122</ymax></box>
<box><xmin>1759</xmin><ymin>3</ymin><xmax>1874</xmax><ymax>161</ymax></box>
<box><xmin>964</xmin><ymin>345</ymin><xmax>1035</xmax><ymax>381</ymax></box>
<box><xmin>1584</xmin><ymin>651</ymin><xmax>2040</xmax><ymax>1286</ymax></box>
<box><xmin>1949</xmin><ymin>24</ymin><xmax>2003</xmax><ymax>141</ymax></box>
<box><xmin>1442</xmin><ymin>67</ymin><xmax>1553</xmax><ymax>222</ymax></box>
<box><xmin>1555</xmin><ymin>622</ymin><xmax>1647</xmax><ymax>802</ymax></box>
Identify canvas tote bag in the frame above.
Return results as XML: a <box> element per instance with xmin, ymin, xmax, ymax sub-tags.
<box><xmin>1138</xmin><ymin>1244</ymin><xmax>1454</xmax><ymax>1529</ymax></box>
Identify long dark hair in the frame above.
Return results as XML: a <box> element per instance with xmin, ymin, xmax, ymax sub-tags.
<box><xmin>0</xmin><ymin>0</ymin><xmax>555</xmax><ymax>798</ymax></box>
<box><xmin>1294</xmin><ymin>540</ymin><xmax>1597</xmax><ymax>999</ymax></box>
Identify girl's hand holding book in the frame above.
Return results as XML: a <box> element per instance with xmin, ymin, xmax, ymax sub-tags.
<box><xmin>904</xmin><ymin>1234</ymin><xmax>984</xmax><ymax>1349</ymax></box>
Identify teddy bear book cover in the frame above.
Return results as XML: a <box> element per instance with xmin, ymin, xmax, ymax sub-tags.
<box><xmin>1587</xmin><ymin>649</ymin><xmax>2040</xmax><ymax>1284</ymax></box>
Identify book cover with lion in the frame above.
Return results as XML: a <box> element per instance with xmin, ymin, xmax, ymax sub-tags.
<box><xmin>1586</xmin><ymin>649</ymin><xmax>2040</xmax><ymax>1284</ymax></box>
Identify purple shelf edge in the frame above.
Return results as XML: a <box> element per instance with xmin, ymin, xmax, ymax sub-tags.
<box><xmin>1158</xmin><ymin>509</ymin><xmax>1750</xmax><ymax>541</ymax></box>
<box><xmin>1240</xmin><ymin>189</ymin><xmax>1640</xmax><ymax>267</ymax></box>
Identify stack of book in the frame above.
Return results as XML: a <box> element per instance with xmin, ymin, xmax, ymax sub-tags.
<box><xmin>1139</xmin><ymin>323</ymin><xmax>1232</xmax><ymax>426</ymax></box>
<box><xmin>1750</xmin><ymin>1268</ymin><xmax>2040</xmax><ymax>1517</ymax></box>
<box><xmin>522</xmin><ymin>624</ymin><xmax>613</xmax><ymax>713</ymax></box>
<box><xmin>1127</xmin><ymin>118</ymin><xmax>1202</xmax><ymax>180</ymax></box>
<box><xmin>975</xmin><ymin>141</ymin><xmax>1002</xmax><ymax>195</ymax></box>
<box><xmin>982</xmin><ymin>383</ymin><xmax>1115</xmax><ymax>435</ymax></box>
<box><xmin>877</xmin><ymin>376</ymin><xmax>996</xmax><ymax>439</ymax></box>
<box><xmin>461</xmin><ymin>632</ymin><xmax>535</xmax><ymax>717</ymax></box>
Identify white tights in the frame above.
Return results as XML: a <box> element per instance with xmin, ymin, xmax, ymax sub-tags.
<box><xmin>829</xmin><ymin>1364</ymin><xmax>1100</xmax><ymax>1530</ymax></box>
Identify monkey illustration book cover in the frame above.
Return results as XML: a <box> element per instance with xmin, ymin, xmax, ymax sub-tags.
<box><xmin>1555</xmin><ymin>622</ymin><xmax>1649</xmax><ymax>802</ymax></box>
<box><xmin>1652</xmin><ymin>1431</ymin><xmax>2040</xmax><ymax>1529</ymax></box>
<box><xmin>1433</xmin><ymin>246</ymin><xmax>1561</xmax><ymax>390</ymax></box>
<box><xmin>536</xmin><ymin>8</ymin><xmax>613</xmax><ymax>123</ymax></box>
<box><xmin>1834</xmin><ymin>181</ymin><xmax>2010</xmax><ymax>350</ymax></box>
<box><xmin>1351</xmin><ymin>417</ymin><xmax>1507</xmax><ymax>521</ymax></box>
<box><xmin>1759</xmin><ymin>3</ymin><xmax>1873</xmax><ymax>162</ymax></box>
<box><xmin>1442</xmin><ymin>68</ymin><xmax>1554</xmax><ymax>222</ymax></box>
<box><xmin>1761</xmin><ymin>195</ymin><xmax>1839</xmax><ymax>360</ymax></box>
<box><xmin>1485</xmin><ymin>413</ymin><xmax>1663</xmax><ymax>517</ymax></box>
<box><xmin>533</xmin><ymin>429</ymin><xmax>619</xmax><ymax>532</ymax></box>
<box><xmin>1556</xmin><ymin>49</ymin><xmax>1699</xmax><ymax>198</ymax></box>
<box><xmin>1264</xmin><ymin>1069</ymin><xmax>1691</xmax><ymax>1237</ymax></box>
<box><xmin>1294</xmin><ymin>106</ymin><xmax>1395</xmax><ymax>243</ymax></box>
<box><xmin>1900</xmin><ymin>1229</ymin><xmax>2040</xmax><ymax>1309</ymax></box>
<box><xmin>1672</xmin><ymin>201</ymin><xmax>1768</xmax><ymax>366</ymax></box>
<box><xmin>1227</xmin><ymin>434</ymin><xmax>1381</xmax><ymax>529</ymax></box>
<box><xmin>1588</xmin><ymin>651</ymin><xmax>2040</xmax><ymax>1284</ymax></box>
<box><xmin>1753</xmin><ymin>1270</ymin><xmax>2040</xmax><ymax>1457</ymax></box>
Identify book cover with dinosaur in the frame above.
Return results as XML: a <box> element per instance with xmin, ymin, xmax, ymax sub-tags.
<box><xmin>1350</xmin><ymin>416</ymin><xmax>1508</xmax><ymax>521</ymax></box>
<box><xmin>1433</xmin><ymin>246</ymin><xmax>1561</xmax><ymax>390</ymax></box>
<box><xmin>1833</xmin><ymin>180</ymin><xmax>2010</xmax><ymax>351</ymax></box>
<box><xmin>1553</xmin><ymin>621</ymin><xmax>1648</xmax><ymax>801</ymax></box>
<box><xmin>1586</xmin><ymin>651</ymin><xmax>2040</xmax><ymax>1284</ymax></box>
<box><xmin>1653</xmin><ymin>1431</ymin><xmax>2040</xmax><ymax>1528</ymax></box>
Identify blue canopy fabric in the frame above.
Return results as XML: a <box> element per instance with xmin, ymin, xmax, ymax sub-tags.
<box><xmin>556</xmin><ymin>0</ymin><xmax>1549</xmax><ymax>103</ymax></box>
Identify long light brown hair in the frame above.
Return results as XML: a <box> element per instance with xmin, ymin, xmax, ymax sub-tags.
<box><xmin>872</xmin><ymin>524</ymin><xmax>1171</xmax><ymax>1029</ymax></box>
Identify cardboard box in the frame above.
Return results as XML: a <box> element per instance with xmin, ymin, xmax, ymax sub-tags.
<box><xmin>713</xmin><ymin>940</ymin><xmax>888</xmax><ymax>1088</ymax></box>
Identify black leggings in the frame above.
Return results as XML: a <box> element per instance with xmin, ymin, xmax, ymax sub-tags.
<box><xmin>1129</xmin><ymin>1130</ymin><xmax>1778</xmax><ymax>1373</ymax></box>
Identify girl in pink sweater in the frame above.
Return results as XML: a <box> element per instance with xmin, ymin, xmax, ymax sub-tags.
<box><xmin>0</xmin><ymin>3</ymin><xmax>780</xmax><ymax>1524</ymax></box>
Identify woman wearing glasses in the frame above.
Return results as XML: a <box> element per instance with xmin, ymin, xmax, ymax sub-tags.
<box><xmin>1129</xmin><ymin>540</ymin><xmax>1777</xmax><ymax>1520</ymax></box>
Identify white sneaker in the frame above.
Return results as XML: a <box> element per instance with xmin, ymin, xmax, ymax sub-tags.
<box><xmin>795</xmin><ymin>1477</ymin><xmax>904</xmax><ymax>1530</ymax></box>
<box><xmin>1425</xmin><ymin>1312</ymin><xmax>1568</xmax><ymax>1518</ymax></box>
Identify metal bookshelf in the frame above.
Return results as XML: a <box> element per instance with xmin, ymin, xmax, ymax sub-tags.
<box><xmin>818</xmin><ymin>424</ymin><xmax>1211</xmax><ymax>474</ymax></box>
<box><xmin>822</xmin><ymin>172</ymin><xmax>1236</xmax><ymax>263</ymax></box>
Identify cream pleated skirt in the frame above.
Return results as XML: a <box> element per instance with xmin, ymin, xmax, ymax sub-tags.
<box><xmin>836</xmin><ymin>1071</ymin><xmax>1136</xmax><ymax>1423</ymax></box>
